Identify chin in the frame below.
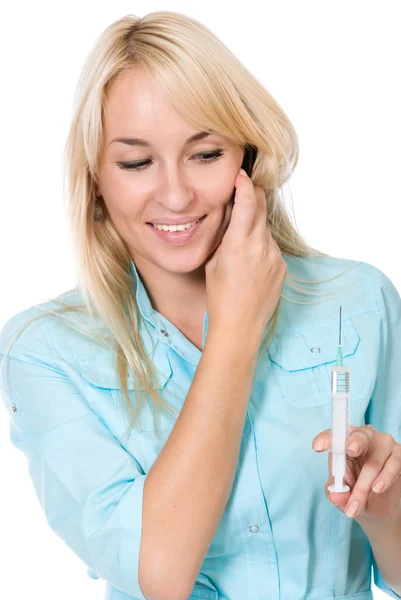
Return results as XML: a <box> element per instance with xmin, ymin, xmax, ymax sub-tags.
<box><xmin>153</xmin><ymin>244</ymin><xmax>214</xmax><ymax>275</ymax></box>
<box><xmin>162</xmin><ymin>254</ymin><xmax>207</xmax><ymax>275</ymax></box>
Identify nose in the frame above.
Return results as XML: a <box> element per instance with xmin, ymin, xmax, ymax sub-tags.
<box><xmin>157</xmin><ymin>169</ymin><xmax>196</xmax><ymax>212</ymax></box>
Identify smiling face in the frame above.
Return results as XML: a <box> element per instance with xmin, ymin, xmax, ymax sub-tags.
<box><xmin>96</xmin><ymin>67</ymin><xmax>245</xmax><ymax>275</ymax></box>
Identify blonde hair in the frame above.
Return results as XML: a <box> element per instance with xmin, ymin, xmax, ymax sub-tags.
<box><xmin>0</xmin><ymin>11</ymin><xmax>359</xmax><ymax>437</ymax></box>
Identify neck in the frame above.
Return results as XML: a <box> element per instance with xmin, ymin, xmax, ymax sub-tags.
<box><xmin>132</xmin><ymin>255</ymin><xmax>207</xmax><ymax>324</ymax></box>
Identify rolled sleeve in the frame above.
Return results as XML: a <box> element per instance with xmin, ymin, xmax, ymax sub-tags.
<box><xmin>0</xmin><ymin>316</ymin><xmax>149</xmax><ymax>600</ymax></box>
<box><xmin>365</xmin><ymin>263</ymin><xmax>401</xmax><ymax>599</ymax></box>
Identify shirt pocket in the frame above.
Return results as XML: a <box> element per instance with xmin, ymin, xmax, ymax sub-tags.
<box><xmin>75</xmin><ymin>340</ymin><xmax>176</xmax><ymax>434</ymax></box>
<box><xmin>267</xmin><ymin>317</ymin><xmax>374</xmax><ymax>408</ymax></box>
<box><xmin>189</xmin><ymin>582</ymin><xmax>218</xmax><ymax>599</ymax></box>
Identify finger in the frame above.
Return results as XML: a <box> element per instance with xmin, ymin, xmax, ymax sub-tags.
<box><xmin>326</xmin><ymin>451</ymin><xmax>353</xmax><ymax>505</ymax></box>
<box><xmin>234</xmin><ymin>171</ymin><xmax>277</xmax><ymax>246</ymax></box>
<box><xmin>313</xmin><ymin>425</ymin><xmax>368</xmax><ymax>453</ymax></box>
<box><xmin>250</xmin><ymin>186</ymin><xmax>268</xmax><ymax>237</ymax></box>
<box><xmin>251</xmin><ymin>187</ymin><xmax>280</xmax><ymax>258</ymax></box>
<box><xmin>344</xmin><ymin>434</ymin><xmax>394</xmax><ymax>517</ymax></box>
<box><xmin>228</xmin><ymin>170</ymin><xmax>259</xmax><ymax>239</ymax></box>
<box><xmin>370</xmin><ymin>444</ymin><xmax>401</xmax><ymax>495</ymax></box>
<box><xmin>233</xmin><ymin>172</ymin><xmax>272</xmax><ymax>242</ymax></box>
<box><xmin>345</xmin><ymin>428</ymin><xmax>372</xmax><ymax>456</ymax></box>
<box><xmin>312</xmin><ymin>429</ymin><xmax>331</xmax><ymax>451</ymax></box>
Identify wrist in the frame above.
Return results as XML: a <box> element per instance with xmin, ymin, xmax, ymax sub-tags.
<box><xmin>206</xmin><ymin>326</ymin><xmax>261</xmax><ymax>358</ymax></box>
<box><xmin>204</xmin><ymin>327</ymin><xmax>259</xmax><ymax>366</ymax></box>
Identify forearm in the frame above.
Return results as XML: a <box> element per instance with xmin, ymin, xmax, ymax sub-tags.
<box><xmin>139</xmin><ymin>330</ymin><xmax>258</xmax><ymax>600</ymax></box>
<box><xmin>356</xmin><ymin>502</ymin><xmax>401</xmax><ymax>596</ymax></box>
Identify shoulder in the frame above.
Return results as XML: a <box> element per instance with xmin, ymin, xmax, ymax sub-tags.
<box><xmin>280</xmin><ymin>253</ymin><xmax>372</xmax><ymax>323</ymax></box>
<box><xmin>0</xmin><ymin>302</ymin><xmax>51</xmax><ymax>360</ymax></box>
<box><xmin>359</xmin><ymin>260</ymin><xmax>401</xmax><ymax>326</ymax></box>
<box><xmin>0</xmin><ymin>291</ymin><xmax>120</xmax><ymax>440</ymax></box>
<box><xmin>0</xmin><ymin>289</ymin><xmax>114</xmax><ymax>363</ymax></box>
<box><xmin>0</xmin><ymin>289</ymin><xmax>163</xmax><ymax>396</ymax></box>
<box><xmin>283</xmin><ymin>252</ymin><xmax>365</xmax><ymax>281</ymax></box>
<box><xmin>285</xmin><ymin>253</ymin><xmax>400</xmax><ymax>297</ymax></box>
<box><xmin>362</xmin><ymin>260</ymin><xmax>401</xmax><ymax>303</ymax></box>
<box><xmin>279</xmin><ymin>253</ymin><xmax>400</xmax><ymax>338</ymax></box>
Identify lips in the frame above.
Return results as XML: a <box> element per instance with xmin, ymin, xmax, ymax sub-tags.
<box><xmin>147</xmin><ymin>214</ymin><xmax>207</xmax><ymax>246</ymax></box>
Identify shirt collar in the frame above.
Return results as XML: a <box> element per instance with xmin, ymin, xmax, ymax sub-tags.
<box><xmin>130</xmin><ymin>254</ymin><xmax>294</xmax><ymax>365</ymax></box>
<box><xmin>130</xmin><ymin>258</ymin><xmax>158</xmax><ymax>328</ymax></box>
<box><xmin>130</xmin><ymin>258</ymin><xmax>208</xmax><ymax>365</ymax></box>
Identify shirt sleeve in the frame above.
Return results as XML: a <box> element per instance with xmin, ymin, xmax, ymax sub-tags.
<box><xmin>0</xmin><ymin>313</ymin><xmax>149</xmax><ymax>600</ymax></box>
<box><xmin>365</xmin><ymin>263</ymin><xmax>401</xmax><ymax>599</ymax></box>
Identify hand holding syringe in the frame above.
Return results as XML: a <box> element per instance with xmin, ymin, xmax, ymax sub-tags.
<box><xmin>314</xmin><ymin>305</ymin><xmax>401</xmax><ymax>520</ymax></box>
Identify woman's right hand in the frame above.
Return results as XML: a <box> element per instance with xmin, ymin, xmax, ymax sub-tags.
<box><xmin>204</xmin><ymin>168</ymin><xmax>287</xmax><ymax>351</ymax></box>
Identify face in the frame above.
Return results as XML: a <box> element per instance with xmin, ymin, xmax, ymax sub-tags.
<box><xmin>96</xmin><ymin>67</ymin><xmax>245</xmax><ymax>275</ymax></box>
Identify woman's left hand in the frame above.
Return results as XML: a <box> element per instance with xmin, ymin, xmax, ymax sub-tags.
<box><xmin>313</xmin><ymin>425</ymin><xmax>401</xmax><ymax>521</ymax></box>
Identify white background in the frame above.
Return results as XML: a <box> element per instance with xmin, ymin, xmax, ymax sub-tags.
<box><xmin>0</xmin><ymin>1</ymin><xmax>400</xmax><ymax>598</ymax></box>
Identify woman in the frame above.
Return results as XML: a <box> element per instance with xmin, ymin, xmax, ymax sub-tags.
<box><xmin>1</xmin><ymin>11</ymin><xmax>401</xmax><ymax>600</ymax></box>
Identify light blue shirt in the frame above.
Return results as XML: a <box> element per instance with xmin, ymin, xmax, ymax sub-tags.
<box><xmin>1</xmin><ymin>254</ymin><xmax>400</xmax><ymax>600</ymax></box>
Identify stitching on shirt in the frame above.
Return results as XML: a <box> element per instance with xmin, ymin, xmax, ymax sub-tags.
<box><xmin>39</xmin><ymin>314</ymin><xmax>61</xmax><ymax>358</ymax></box>
<box><xmin>364</xmin><ymin>262</ymin><xmax>376</xmax><ymax>307</ymax></box>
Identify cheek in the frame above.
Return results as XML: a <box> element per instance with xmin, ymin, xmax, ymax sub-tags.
<box><xmin>102</xmin><ymin>167</ymin><xmax>135</xmax><ymax>199</ymax></box>
<box><xmin>205</xmin><ymin>183</ymin><xmax>235</xmax><ymax>209</ymax></box>
<box><xmin>103</xmin><ymin>197</ymin><xmax>145</xmax><ymax>233</ymax></box>
<box><xmin>104</xmin><ymin>181</ymin><xmax>144</xmax><ymax>218</ymax></box>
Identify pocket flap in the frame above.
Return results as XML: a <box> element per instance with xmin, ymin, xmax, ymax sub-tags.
<box><xmin>190</xmin><ymin>580</ymin><xmax>219</xmax><ymax>599</ymax></box>
<box><xmin>268</xmin><ymin>318</ymin><xmax>360</xmax><ymax>371</ymax></box>
<box><xmin>75</xmin><ymin>341</ymin><xmax>172</xmax><ymax>391</ymax></box>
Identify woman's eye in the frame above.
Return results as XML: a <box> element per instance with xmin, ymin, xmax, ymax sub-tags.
<box><xmin>117</xmin><ymin>150</ymin><xmax>225</xmax><ymax>172</ymax></box>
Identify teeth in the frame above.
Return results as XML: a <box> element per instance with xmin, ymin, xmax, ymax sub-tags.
<box><xmin>153</xmin><ymin>218</ymin><xmax>200</xmax><ymax>232</ymax></box>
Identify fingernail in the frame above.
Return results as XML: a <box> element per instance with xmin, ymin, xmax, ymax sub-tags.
<box><xmin>239</xmin><ymin>169</ymin><xmax>247</xmax><ymax>176</ymax></box>
<box><xmin>313</xmin><ymin>440</ymin><xmax>324</xmax><ymax>451</ymax></box>
<box><xmin>345</xmin><ymin>500</ymin><xmax>360</xmax><ymax>518</ymax></box>
<box><xmin>372</xmin><ymin>480</ymin><xmax>385</xmax><ymax>493</ymax></box>
<box><xmin>348</xmin><ymin>442</ymin><xmax>360</xmax><ymax>453</ymax></box>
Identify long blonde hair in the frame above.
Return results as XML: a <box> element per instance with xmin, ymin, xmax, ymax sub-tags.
<box><xmin>0</xmin><ymin>11</ymin><xmax>359</xmax><ymax>437</ymax></box>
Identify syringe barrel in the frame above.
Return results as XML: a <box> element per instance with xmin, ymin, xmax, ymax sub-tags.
<box><xmin>331</xmin><ymin>365</ymin><xmax>350</xmax><ymax>395</ymax></box>
<box><xmin>330</xmin><ymin>366</ymin><xmax>350</xmax><ymax>455</ymax></box>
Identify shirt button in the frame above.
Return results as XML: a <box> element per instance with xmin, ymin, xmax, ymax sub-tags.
<box><xmin>11</xmin><ymin>403</ymin><xmax>17</xmax><ymax>412</ymax></box>
<box><xmin>249</xmin><ymin>524</ymin><xmax>259</xmax><ymax>533</ymax></box>
<box><xmin>160</xmin><ymin>329</ymin><xmax>169</xmax><ymax>337</ymax></box>
<box><xmin>311</xmin><ymin>346</ymin><xmax>321</xmax><ymax>354</ymax></box>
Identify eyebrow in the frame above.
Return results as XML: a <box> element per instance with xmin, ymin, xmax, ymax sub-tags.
<box><xmin>109</xmin><ymin>131</ymin><xmax>213</xmax><ymax>147</ymax></box>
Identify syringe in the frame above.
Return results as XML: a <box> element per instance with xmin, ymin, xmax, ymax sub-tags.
<box><xmin>328</xmin><ymin>306</ymin><xmax>351</xmax><ymax>493</ymax></box>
